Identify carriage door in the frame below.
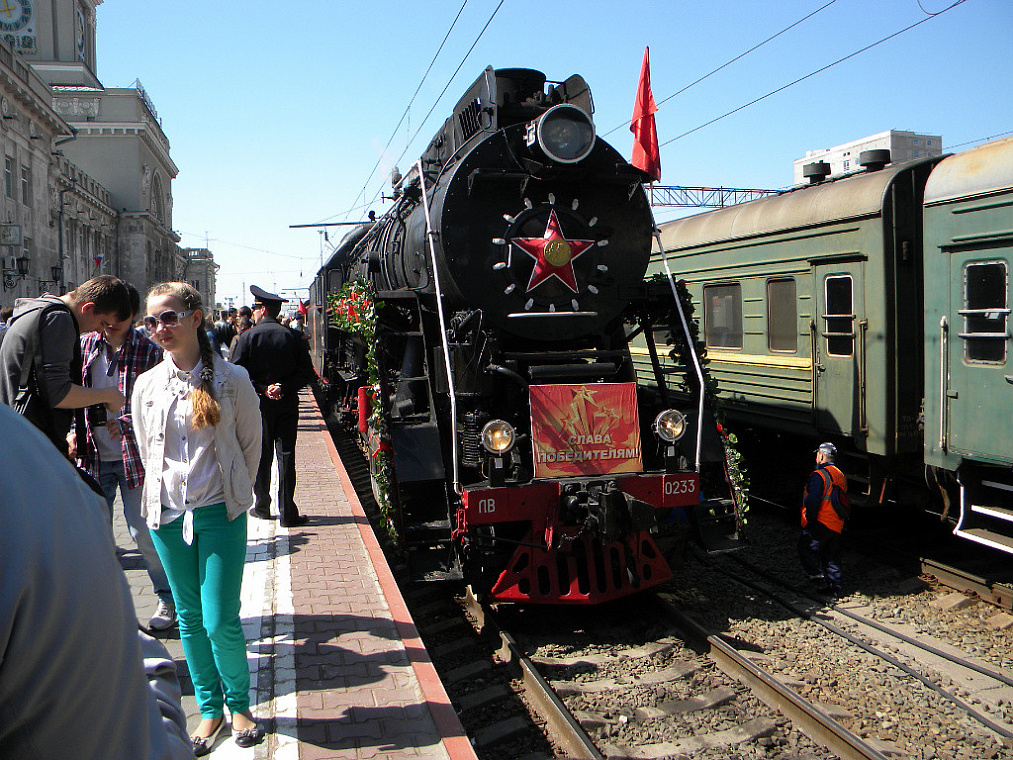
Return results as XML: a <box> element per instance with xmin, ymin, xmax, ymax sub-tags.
<box><xmin>944</xmin><ymin>256</ymin><xmax>1012</xmax><ymax>460</ymax></box>
<box><xmin>813</xmin><ymin>265</ymin><xmax>865</xmax><ymax>437</ymax></box>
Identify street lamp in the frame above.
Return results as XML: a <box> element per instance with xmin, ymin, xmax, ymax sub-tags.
<box><xmin>39</xmin><ymin>264</ymin><xmax>64</xmax><ymax>291</ymax></box>
<box><xmin>2</xmin><ymin>254</ymin><xmax>31</xmax><ymax>292</ymax></box>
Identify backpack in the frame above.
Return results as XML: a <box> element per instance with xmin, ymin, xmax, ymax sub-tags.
<box><xmin>3</xmin><ymin>301</ymin><xmax>104</xmax><ymax>496</ymax></box>
<box><xmin>5</xmin><ymin>302</ymin><xmax>77</xmax><ymax>443</ymax></box>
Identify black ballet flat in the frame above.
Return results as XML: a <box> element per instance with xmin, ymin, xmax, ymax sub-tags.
<box><xmin>234</xmin><ymin>724</ymin><xmax>265</xmax><ymax>748</ymax></box>
<box><xmin>191</xmin><ymin>716</ymin><xmax>225</xmax><ymax>757</ymax></box>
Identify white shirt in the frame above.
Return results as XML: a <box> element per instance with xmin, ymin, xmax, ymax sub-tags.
<box><xmin>159</xmin><ymin>357</ymin><xmax>225</xmax><ymax>537</ymax></box>
<box><xmin>89</xmin><ymin>344</ymin><xmax>122</xmax><ymax>461</ymax></box>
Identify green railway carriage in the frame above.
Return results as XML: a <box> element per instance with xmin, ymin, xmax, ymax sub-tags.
<box><xmin>638</xmin><ymin>136</ymin><xmax>1013</xmax><ymax>555</ymax></box>
<box><xmin>640</xmin><ymin>157</ymin><xmax>941</xmax><ymax>483</ymax></box>
<box><xmin>923</xmin><ymin>136</ymin><xmax>1013</xmax><ymax>553</ymax></box>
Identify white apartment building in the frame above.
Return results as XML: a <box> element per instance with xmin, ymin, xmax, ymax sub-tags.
<box><xmin>793</xmin><ymin>130</ymin><xmax>942</xmax><ymax>185</ymax></box>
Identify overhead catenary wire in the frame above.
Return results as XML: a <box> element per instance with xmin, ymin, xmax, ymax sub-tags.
<box><xmin>321</xmin><ymin>0</ymin><xmax>506</xmax><ymax>227</ymax></box>
<box><xmin>946</xmin><ymin>129</ymin><xmax>1013</xmax><ymax>150</ymax></box>
<box><xmin>659</xmin><ymin>0</ymin><xmax>969</xmax><ymax>148</ymax></box>
<box><xmin>337</xmin><ymin>0</ymin><xmax>471</xmax><ymax>224</ymax></box>
<box><xmin>602</xmin><ymin>0</ymin><xmax>839</xmax><ymax>138</ymax></box>
<box><xmin>358</xmin><ymin>0</ymin><xmax>506</xmax><ymax>216</ymax></box>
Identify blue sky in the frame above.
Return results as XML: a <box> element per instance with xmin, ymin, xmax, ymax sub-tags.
<box><xmin>94</xmin><ymin>0</ymin><xmax>1011</xmax><ymax>307</ymax></box>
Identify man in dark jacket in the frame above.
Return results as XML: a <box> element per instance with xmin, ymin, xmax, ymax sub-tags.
<box><xmin>231</xmin><ymin>285</ymin><xmax>315</xmax><ymax>527</ymax></box>
<box><xmin>799</xmin><ymin>442</ymin><xmax>849</xmax><ymax>597</ymax></box>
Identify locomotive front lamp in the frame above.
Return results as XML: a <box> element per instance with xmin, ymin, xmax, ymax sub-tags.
<box><xmin>481</xmin><ymin>420</ymin><xmax>516</xmax><ymax>454</ymax></box>
<box><xmin>653</xmin><ymin>409</ymin><xmax>687</xmax><ymax>443</ymax></box>
<box><xmin>536</xmin><ymin>104</ymin><xmax>595</xmax><ymax>164</ymax></box>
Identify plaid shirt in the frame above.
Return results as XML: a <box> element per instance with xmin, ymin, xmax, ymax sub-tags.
<box><xmin>76</xmin><ymin>327</ymin><xmax>163</xmax><ymax>488</ymax></box>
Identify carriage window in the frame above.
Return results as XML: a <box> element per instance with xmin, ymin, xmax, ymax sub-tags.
<box><xmin>962</xmin><ymin>262</ymin><xmax>1009</xmax><ymax>363</ymax></box>
<box><xmin>703</xmin><ymin>283</ymin><xmax>742</xmax><ymax>349</ymax></box>
<box><xmin>824</xmin><ymin>275</ymin><xmax>854</xmax><ymax>357</ymax></box>
<box><xmin>767</xmin><ymin>278</ymin><xmax>797</xmax><ymax>352</ymax></box>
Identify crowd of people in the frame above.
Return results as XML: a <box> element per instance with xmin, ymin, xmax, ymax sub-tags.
<box><xmin>0</xmin><ymin>276</ymin><xmax>314</xmax><ymax>758</ymax></box>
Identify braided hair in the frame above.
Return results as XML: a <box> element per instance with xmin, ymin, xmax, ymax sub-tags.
<box><xmin>148</xmin><ymin>282</ymin><xmax>221</xmax><ymax>429</ymax></box>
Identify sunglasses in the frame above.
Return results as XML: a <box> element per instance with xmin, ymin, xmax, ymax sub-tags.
<box><xmin>144</xmin><ymin>309</ymin><xmax>193</xmax><ymax>330</ymax></box>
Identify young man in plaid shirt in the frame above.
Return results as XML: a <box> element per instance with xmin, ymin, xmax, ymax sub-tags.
<box><xmin>70</xmin><ymin>284</ymin><xmax>176</xmax><ymax>631</ymax></box>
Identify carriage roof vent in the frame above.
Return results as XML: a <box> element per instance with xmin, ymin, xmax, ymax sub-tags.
<box><xmin>859</xmin><ymin>149</ymin><xmax>891</xmax><ymax>172</ymax></box>
<box><xmin>803</xmin><ymin>161</ymin><xmax>831</xmax><ymax>184</ymax></box>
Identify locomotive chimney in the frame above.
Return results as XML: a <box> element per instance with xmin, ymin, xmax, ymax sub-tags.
<box><xmin>859</xmin><ymin>149</ymin><xmax>891</xmax><ymax>172</ymax></box>
<box><xmin>803</xmin><ymin>161</ymin><xmax>831</xmax><ymax>184</ymax></box>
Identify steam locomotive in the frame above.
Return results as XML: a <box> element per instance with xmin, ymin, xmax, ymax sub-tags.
<box><xmin>309</xmin><ymin>67</ymin><xmax>741</xmax><ymax>604</ymax></box>
<box><xmin>642</xmin><ymin>136</ymin><xmax>1013</xmax><ymax>555</ymax></box>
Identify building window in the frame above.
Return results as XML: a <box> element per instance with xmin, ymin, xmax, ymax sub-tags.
<box><xmin>961</xmin><ymin>262</ymin><xmax>1009</xmax><ymax>363</ymax></box>
<box><xmin>4</xmin><ymin>157</ymin><xmax>12</xmax><ymax>198</ymax></box>
<box><xmin>20</xmin><ymin>165</ymin><xmax>30</xmax><ymax>206</ymax></box>
<box><xmin>703</xmin><ymin>283</ymin><xmax>742</xmax><ymax>349</ymax></box>
<box><xmin>913</xmin><ymin>138</ymin><xmax>919</xmax><ymax>145</ymax></box>
<box><xmin>843</xmin><ymin>159</ymin><xmax>850</xmax><ymax>171</ymax></box>
<box><xmin>823</xmin><ymin>275</ymin><xmax>855</xmax><ymax>357</ymax></box>
<box><xmin>767</xmin><ymin>278</ymin><xmax>797</xmax><ymax>352</ymax></box>
<box><xmin>22</xmin><ymin>236</ymin><xmax>30</xmax><ymax>260</ymax></box>
<box><xmin>927</xmin><ymin>139</ymin><xmax>932</xmax><ymax>147</ymax></box>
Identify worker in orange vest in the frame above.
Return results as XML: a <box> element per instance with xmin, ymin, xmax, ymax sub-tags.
<box><xmin>799</xmin><ymin>442</ymin><xmax>849</xmax><ymax>597</ymax></box>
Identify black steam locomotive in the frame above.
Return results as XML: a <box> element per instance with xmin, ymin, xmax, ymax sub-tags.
<box><xmin>309</xmin><ymin>67</ymin><xmax>740</xmax><ymax>603</ymax></box>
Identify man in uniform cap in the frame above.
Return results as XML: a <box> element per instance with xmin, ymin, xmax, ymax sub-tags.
<box><xmin>231</xmin><ymin>286</ymin><xmax>315</xmax><ymax>527</ymax></box>
<box><xmin>799</xmin><ymin>442</ymin><xmax>849</xmax><ymax>596</ymax></box>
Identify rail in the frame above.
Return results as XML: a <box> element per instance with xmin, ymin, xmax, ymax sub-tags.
<box><xmin>658</xmin><ymin>600</ymin><xmax>892</xmax><ymax>760</ymax></box>
<box><xmin>460</xmin><ymin>592</ymin><xmax>604</xmax><ymax>760</ymax></box>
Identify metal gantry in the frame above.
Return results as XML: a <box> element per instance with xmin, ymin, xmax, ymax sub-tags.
<box><xmin>647</xmin><ymin>185</ymin><xmax>781</xmax><ymax>208</ymax></box>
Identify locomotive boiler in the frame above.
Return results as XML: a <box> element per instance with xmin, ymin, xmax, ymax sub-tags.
<box><xmin>311</xmin><ymin>67</ymin><xmax>741</xmax><ymax>603</ymax></box>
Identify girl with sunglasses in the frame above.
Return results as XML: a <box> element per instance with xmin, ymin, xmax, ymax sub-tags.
<box><xmin>132</xmin><ymin>282</ymin><xmax>264</xmax><ymax>755</ymax></box>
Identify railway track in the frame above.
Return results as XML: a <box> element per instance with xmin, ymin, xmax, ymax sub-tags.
<box><xmin>714</xmin><ymin>554</ymin><xmax>1013</xmax><ymax>744</ymax></box>
<box><xmin>464</xmin><ymin>591</ymin><xmax>907</xmax><ymax>760</ymax></box>
<box><xmin>921</xmin><ymin>557</ymin><xmax>1013</xmax><ymax>611</ymax></box>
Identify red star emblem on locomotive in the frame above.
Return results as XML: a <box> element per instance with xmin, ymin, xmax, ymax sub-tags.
<box><xmin>511</xmin><ymin>210</ymin><xmax>595</xmax><ymax>293</ymax></box>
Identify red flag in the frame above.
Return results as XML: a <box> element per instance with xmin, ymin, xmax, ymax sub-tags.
<box><xmin>297</xmin><ymin>299</ymin><xmax>308</xmax><ymax>316</ymax></box>
<box><xmin>630</xmin><ymin>46</ymin><xmax>661</xmax><ymax>182</ymax></box>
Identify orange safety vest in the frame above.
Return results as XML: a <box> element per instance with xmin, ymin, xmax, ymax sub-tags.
<box><xmin>801</xmin><ymin>464</ymin><xmax>848</xmax><ymax>534</ymax></box>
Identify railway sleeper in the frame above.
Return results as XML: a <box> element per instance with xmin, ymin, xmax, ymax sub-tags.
<box><xmin>601</xmin><ymin>716</ymin><xmax>778</xmax><ymax>760</ymax></box>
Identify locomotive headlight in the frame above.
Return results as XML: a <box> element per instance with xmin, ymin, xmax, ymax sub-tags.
<box><xmin>481</xmin><ymin>420</ymin><xmax>516</xmax><ymax>454</ymax></box>
<box><xmin>653</xmin><ymin>409</ymin><xmax>687</xmax><ymax>443</ymax></box>
<box><xmin>536</xmin><ymin>104</ymin><xmax>595</xmax><ymax>164</ymax></box>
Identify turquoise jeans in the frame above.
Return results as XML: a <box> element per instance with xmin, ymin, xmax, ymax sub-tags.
<box><xmin>151</xmin><ymin>504</ymin><xmax>250</xmax><ymax>718</ymax></box>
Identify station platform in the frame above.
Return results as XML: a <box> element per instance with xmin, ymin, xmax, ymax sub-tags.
<box><xmin>116</xmin><ymin>389</ymin><xmax>478</xmax><ymax>760</ymax></box>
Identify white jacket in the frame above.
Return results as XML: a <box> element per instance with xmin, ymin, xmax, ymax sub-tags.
<box><xmin>132</xmin><ymin>352</ymin><xmax>262</xmax><ymax>528</ymax></box>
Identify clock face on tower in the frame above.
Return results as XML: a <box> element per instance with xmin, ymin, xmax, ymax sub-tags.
<box><xmin>0</xmin><ymin>0</ymin><xmax>33</xmax><ymax>33</ymax></box>
<box><xmin>75</xmin><ymin>4</ymin><xmax>86</xmax><ymax>60</ymax></box>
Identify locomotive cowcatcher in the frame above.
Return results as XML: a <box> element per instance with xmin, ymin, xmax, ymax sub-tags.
<box><xmin>311</xmin><ymin>67</ymin><xmax>741</xmax><ymax>603</ymax></box>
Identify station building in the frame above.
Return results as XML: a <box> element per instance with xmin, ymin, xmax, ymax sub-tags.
<box><xmin>793</xmin><ymin>129</ymin><xmax>942</xmax><ymax>185</ymax></box>
<box><xmin>1</xmin><ymin>0</ymin><xmax>218</xmax><ymax>312</ymax></box>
